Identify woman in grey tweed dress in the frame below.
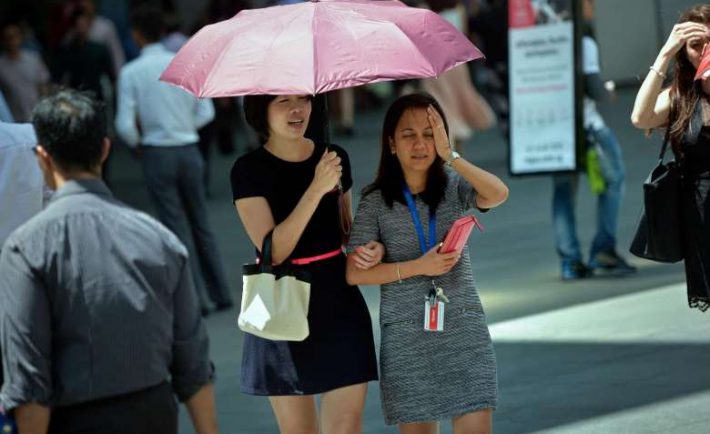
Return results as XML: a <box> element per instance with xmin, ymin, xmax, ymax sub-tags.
<box><xmin>346</xmin><ymin>93</ymin><xmax>509</xmax><ymax>433</ymax></box>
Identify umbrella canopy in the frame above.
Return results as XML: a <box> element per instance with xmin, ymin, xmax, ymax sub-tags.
<box><xmin>160</xmin><ymin>0</ymin><xmax>483</xmax><ymax>97</ymax></box>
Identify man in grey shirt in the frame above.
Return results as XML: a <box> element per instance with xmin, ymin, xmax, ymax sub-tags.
<box><xmin>0</xmin><ymin>90</ymin><xmax>219</xmax><ymax>434</ymax></box>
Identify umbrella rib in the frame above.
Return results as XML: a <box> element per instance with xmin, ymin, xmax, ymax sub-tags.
<box><xmin>388</xmin><ymin>12</ymin><xmax>442</xmax><ymax>78</ymax></box>
<box><xmin>311</xmin><ymin>4</ymin><xmax>318</xmax><ymax>95</ymax></box>
<box><xmin>203</xmin><ymin>8</ymin><xmax>310</xmax><ymax>95</ymax></box>
<box><xmin>184</xmin><ymin>21</ymin><xmax>243</xmax><ymax>97</ymax></box>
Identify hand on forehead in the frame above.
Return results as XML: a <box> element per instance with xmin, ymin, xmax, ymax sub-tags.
<box><xmin>397</xmin><ymin>107</ymin><xmax>434</xmax><ymax>131</ymax></box>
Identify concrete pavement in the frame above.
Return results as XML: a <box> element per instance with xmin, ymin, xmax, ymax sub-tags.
<box><xmin>491</xmin><ymin>283</ymin><xmax>710</xmax><ymax>434</ymax></box>
<box><xmin>179</xmin><ymin>281</ymin><xmax>710</xmax><ymax>434</ymax></box>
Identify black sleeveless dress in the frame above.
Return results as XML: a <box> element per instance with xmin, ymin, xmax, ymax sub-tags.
<box><xmin>678</xmin><ymin>100</ymin><xmax>710</xmax><ymax>311</ymax></box>
<box><xmin>230</xmin><ymin>142</ymin><xmax>378</xmax><ymax>395</ymax></box>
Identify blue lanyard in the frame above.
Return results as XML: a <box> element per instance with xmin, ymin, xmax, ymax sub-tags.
<box><xmin>403</xmin><ymin>185</ymin><xmax>436</xmax><ymax>254</ymax></box>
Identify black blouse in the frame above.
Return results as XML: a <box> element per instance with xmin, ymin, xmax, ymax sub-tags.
<box><xmin>230</xmin><ymin>142</ymin><xmax>352</xmax><ymax>258</ymax></box>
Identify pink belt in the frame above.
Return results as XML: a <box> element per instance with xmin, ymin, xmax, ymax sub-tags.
<box><xmin>257</xmin><ymin>248</ymin><xmax>343</xmax><ymax>265</ymax></box>
<box><xmin>291</xmin><ymin>248</ymin><xmax>343</xmax><ymax>265</ymax></box>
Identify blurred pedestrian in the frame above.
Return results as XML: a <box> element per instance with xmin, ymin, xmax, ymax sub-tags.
<box><xmin>0</xmin><ymin>122</ymin><xmax>43</xmax><ymax>247</ymax></box>
<box><xmin>333</xmin><ymin>88</ymin><xmax>356</xmax><ymax>137</ymax></box>
<box><xmin>346</xmin><ymin>92</ymin><xmax>508</xmax><ymax>433</ymax></box>
<box><xmin>421</xmin><ymin>0</ymin><xmax>496</xmax><ymax>151</ymax></box>
<box><xmin>73</xmin><ymin>0</ymin><xmax>125</xmax><ymax>78</ymax></box>
<box><xmin>468</xmin><ymin>0</ymin><xmax>509</xmax><ymax>133</ymax></box>
<box><xmin>0</xmin><ymin>90</ymin><xmax>219</xmax><ymax>434</ymax></box>
<box><xmin>230</xmin><ymin>94</ymin><xmax>380</xmax><ymax>433</ymax></box>
<box><xmin>115</xmin><ymin>5</ymin><xmax>233</xmax><ymax>314</ymax></box>
<box><xmin>52</xmin><ymin>7</ymin><xmax>115</xmax><ymax>101</ymax></box>
<box><xmin>161</xmin><ymin>12</ymin><xmax>189</xmax><ymax>53</ymax></box>
<box><xmin>552</xmin><ymin>0</ymin><xmax>635</xmax><ymax>280</ymax></box>
<box><xmin>159</xmin><ymin>11</ymin><xmax>221</xmax><ymax>195</ymax></box>
<box><xmin>0</xmin><ymin>122</ymin><xmax>44</xmax><ymax>432</ymax></box>
<box><xmin>631</xmin><ymin>5</ymin><xmax>710</xmax><ymax>310</ymax></box>
<box><xmin>0</xmin><ymin>21</ymin><xmax>50</xmax><ymax>122</ymax></box>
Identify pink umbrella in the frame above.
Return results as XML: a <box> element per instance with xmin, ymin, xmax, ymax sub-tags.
<box><xmin>160</xmin><ymin>0</ymin><xmax>483</xmax><ymax>97</ymax></box>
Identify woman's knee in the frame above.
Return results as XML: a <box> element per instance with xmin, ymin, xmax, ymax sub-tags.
<box><xmin>270</xmin><ymin>396</ymin><xmax>319</xmax><ymax>434</ymax></box>
<box><xmin>321</xmin><ymin>411</ymin><xmax>363</xmax><ymax>434</ymax></box>
<box><xmin>455</xmin><ymin>428</ymin><xmax>491</xmax><ymax>434</ymax></box>
<box><xmin>277</xmin><ymin>419</ymin><xmax>319</xmax><ymax>434</ymax></box>
<box><xmin>399</xmin><ymin>421</ymin><xmax>439</xmax><ymax>434</ymax></box>
<box><xmin>452</xmin><ymin>409</ymin><xmax>492</xmax><ymax>434</ymax></box>
<box><xmin>320</xmin><ymin>383</ymin><xmax>367</xmax><ymax>434</ymax></box>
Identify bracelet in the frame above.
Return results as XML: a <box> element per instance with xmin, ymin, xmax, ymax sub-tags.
<box><xmin>446</xmin><ymin>150</ymin><xmax>461</xmax><ymax>167</ymax></box>
<box><xmin>649</xmin><ymin>65</ymin><xmax>667</xmax><ymax>80</ymax></box>
<box><xmin>396</xmin><ymin>263</ymin><xmax>402</xmax><ymax>283</ymax></box>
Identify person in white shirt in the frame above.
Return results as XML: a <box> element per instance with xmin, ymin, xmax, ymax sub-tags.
<box><xmin>0</xmin><ymin>91</ymin><xmax>13</xmax><ymax>123</ymax></box>
<box><xmin>115</xmin><ymin>5</ymin><xmax>233</xmax><ymax>314</ymax></box>
<box><xmin>0</xmin><ymin>122</ymin><xmax>44</xmax><ymax>405</ymax></box>
<box><xmin>551</xmin><ymin>0</ymin><xmax>636</xmax><ymax>280</ymax></box>
<box><xmin>0</xmin><ymin>122</ymin><xmax>43</xmax><ymax>248</ymax></box>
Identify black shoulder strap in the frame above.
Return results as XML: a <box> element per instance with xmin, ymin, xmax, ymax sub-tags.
<box><xmin>658</xmin><ymin>126</ymin><xmax>671</xmax><ymax>162</ymax></box>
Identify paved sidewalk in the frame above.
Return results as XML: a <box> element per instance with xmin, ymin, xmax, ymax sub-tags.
<box><xmin>491</xmin><ymin>283</ymin><xmax>710</xmax><ymax>434</ymax></box>
<box><xmin>181</xmin><ymin>282</ymin><xmax>710</xmax><ymax>434</ymax></box>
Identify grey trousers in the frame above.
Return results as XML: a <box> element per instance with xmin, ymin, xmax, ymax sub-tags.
<box><xmin>140</xmin><ymin>144</ymin><xmax>232</xmax><ymax>308</ymax></box>
<box><xmin>49</xmin><ymin>382</ymin><xmax>177</xmax><ymax>434</ymax></box>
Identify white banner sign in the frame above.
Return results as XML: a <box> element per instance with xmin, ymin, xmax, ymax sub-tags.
<box><xmin>509</xmin><ymin>21</ymin><xmax>576</xmax><ymax>174</ymax></box>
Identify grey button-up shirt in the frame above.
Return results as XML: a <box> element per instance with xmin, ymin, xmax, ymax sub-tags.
<box><xmin>0</xmin><ymin>179</ymin><xmax>212</xmax><ymax>411</ymax></box>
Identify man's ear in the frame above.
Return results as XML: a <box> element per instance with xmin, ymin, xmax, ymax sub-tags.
<box><xmin>100</xmin><ymin>137</ymin><xmax>111</xmax><ymax>164</ymax></box>
<box><xmin>34</xmin><ymin>145</ymin><xmax>53</xmax><ymax>172</ymax></box>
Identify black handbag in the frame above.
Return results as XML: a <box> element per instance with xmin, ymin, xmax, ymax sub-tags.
<box><xmin>629</xmin><ymin>130</ymin><xmax>684</xmax><ymax>263</ymax></box>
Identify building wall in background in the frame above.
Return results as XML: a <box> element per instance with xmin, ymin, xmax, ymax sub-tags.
<box><xmin>595</xmin><ymin>0</ymin><xmax>700</xmax><ymax>85</ymax></box>
<box><xmin>658</xmin><ymin>0</ymin><xmax>701</xmax><ymax>34</ymax></box>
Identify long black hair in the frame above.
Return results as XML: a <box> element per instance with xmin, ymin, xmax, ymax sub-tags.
<box><xmin>668</xmin><ymin>5</ymin><xmax>710</xmax><ymax>158</ymax></box>
<box><xmin>243</xmin><ymin>94</ymin><xmax>278</xmax><ymax>144</ymax></box>
<box><xmin>362</xmin><ymin>92</ymin><xmax>449</xmax><ymax>214</ymax></box>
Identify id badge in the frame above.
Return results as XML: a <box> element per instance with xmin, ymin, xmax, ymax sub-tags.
<box><xmin>424</xmin><ymin>299</ymin><xmax>445</xmax><ymax>332</ymax></box>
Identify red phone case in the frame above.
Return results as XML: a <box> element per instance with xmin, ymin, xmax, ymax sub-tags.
<box><xmin>439</xmin><ymin>215</ymin><xmax>483</xmax><ymax>254</ymax></box>
<box><xmin>695</xmin><ymin>48</ymin><xmax>710</xmax><ymax>81</ymax></box>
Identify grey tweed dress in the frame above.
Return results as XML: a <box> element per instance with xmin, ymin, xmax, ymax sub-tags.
<box><xmin>348</xmin><ymin>170</ymin><xmax>497</xmax><ymax>425</ymax></box>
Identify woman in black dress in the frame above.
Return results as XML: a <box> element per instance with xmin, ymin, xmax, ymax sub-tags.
<box><xmin>230</xmin><ymin>94</ymin><xmax>380</xmax><ymax>433</ymax></box>
<box><xmin>631</xmin><ymin>5</ymin><xmax>710</xmax><ymax>310</ymax></box>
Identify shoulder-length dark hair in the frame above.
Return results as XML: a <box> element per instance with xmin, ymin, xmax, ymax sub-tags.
<box><xmin>669</xmin><ymin>5</ymin><xmax>710</xmax><ymax>158</ymax></box>
<box><xmin>362</xmin><ymin>92</ymin><xmax>449</xmax><ymax>214</ymax></box>
<box><xmin>243</xmin><ymin>95</ymin><xmax>278</xmax><ymax>144</ymax></box>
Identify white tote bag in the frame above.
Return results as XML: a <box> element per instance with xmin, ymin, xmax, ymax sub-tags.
<box><xmin>238</xmin><ymin>231</ymin><xmax>311</xmax><ymax>341</ymax></box>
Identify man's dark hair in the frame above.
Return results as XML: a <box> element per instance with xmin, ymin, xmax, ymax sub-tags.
<box><xmin>31</xmin><ymin>89</ymin><xmax>106</xmax><ymax>172</ymax></box>
<box><xmin>131</xmin><ymin>5</ymin><xmax>165</xmax><ymax>42</ymax></box>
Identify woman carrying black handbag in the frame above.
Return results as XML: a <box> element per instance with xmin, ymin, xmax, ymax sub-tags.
<box><xmin>631</xmin><ymin>5</ymin><xmax>710</xmax><ymax>310</ymax></box>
